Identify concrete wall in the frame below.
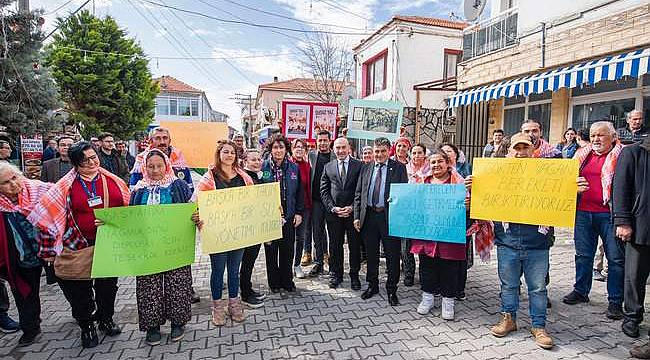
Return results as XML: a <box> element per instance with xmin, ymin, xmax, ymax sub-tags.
<box><xmin>457</xmin><ymin>3</ymin><xmax>650</xmax><ymax>89</ymax></box>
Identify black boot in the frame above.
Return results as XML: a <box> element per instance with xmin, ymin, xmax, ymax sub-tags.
<box><xmin>98</xmin><ymin>318</ymin><xmax>121</xmax><ymax>337</ymax></box>
<box><xmin>81</xmin><ymin>324</ymin><xmax>99</xmax><ymax>348</ymax></box>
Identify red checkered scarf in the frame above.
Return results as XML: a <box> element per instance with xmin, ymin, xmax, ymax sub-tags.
<box><xmin>27</xmin><ymin>168</ymin><xmax>130</xmax><ymax>253</ymax></box>
<box><xmin>192</xmin><ymin>164</ymin><xmax>254</xmax><ymax>201</ymax></box>
<box><xmin>0</xmin><ymin>178</ymin><xmax>52</xmax><ymax>217</ymax></box>
<box><xmin>533</xmin><ymin>138</ymin><xmax>561</xmax><ymax>158</ymax></box>
<box><xmin>131</xmin><ymin>145</ymin><xmax>188</xmax><ymax>173</ymax></box>
<box><xmin>131</xmin><ymin>149</ymin><xmax>178</xmax><ymax>191</ymax></box>
<box><xmin>574</xmin><ymin>142</ymin><xmax>623</xmax><ymax>205</ymax></box>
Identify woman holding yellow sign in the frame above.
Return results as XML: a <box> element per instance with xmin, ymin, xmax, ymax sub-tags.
<box><xmin>129</xmin><ymin>149</ymin><xmax>194</xmax><ymax>346</ymax></box>
<box><xmin>192</xmin><ymin>140</ymin><xmax>254</xmax><ymax>326</ymax></box>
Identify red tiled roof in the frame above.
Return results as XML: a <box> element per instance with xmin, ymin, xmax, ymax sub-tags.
<box><xmin>353</xmin><ymin>16</ymin><xmax>467</xmax><ymax>51</ymax></box>
<box><xmin>154</xmin><ymin>75</ymin><xmax>202</xmax><ymax>93</ymax></box>
<box><xmin>392</xmin><ymin>16</ymin><xmax>468</xmax><ymax>30</ymax></box>
<box><xmin>258</xmin><ymin>78</ymin><xmax>347</xmax><ymax>93</ymax></box>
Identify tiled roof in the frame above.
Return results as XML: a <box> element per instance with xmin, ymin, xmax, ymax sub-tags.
<box><xmin>258</xmin><ymin>78</ymin><xmax>347</xmax><ymax>93</ymax></box>
<box><xmin>392</xmin><ymin>16</ymin><xmax>467</xmax><ymax>30</ymax></box>
<box><xmin>353</xmin><ymin>16</ymin><xmax>467</xmax><ymax>51</ymax></box>
<box><xmin>154</xmin><ymin>75</ymin><xmax>202</xmax><ymax>93</ymax></box>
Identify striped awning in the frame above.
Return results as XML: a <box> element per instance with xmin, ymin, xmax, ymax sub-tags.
<box><xmin>449</xmin><ymin>47</ymin><xmax>650</xmax><ymax>108</ymax></box>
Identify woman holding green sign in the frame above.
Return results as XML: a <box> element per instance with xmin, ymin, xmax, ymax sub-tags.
<box><xmin>192</xmin><ymin>140</ymin><xmax>254</xmax><ymax>327</ymax></box>
<box><xmin>129</xmin><ymin>149</ymin><xmax>194</xmax><ymax>346</ymax></box>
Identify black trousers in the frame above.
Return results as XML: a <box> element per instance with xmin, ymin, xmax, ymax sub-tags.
<box><xmin>264</xmin><ymin>223</ymin><xmax>296</xmax><ymax>290</ymax></box>
<box><xmin>401</xmin><ymin>239</ymin><xmax>415</xmax><ymax>282</ymax></box>
<box><xmin>326</xmin><ymin>214</ymin><xmax>361</xmax><ymax>281</ymax></box>
<box><xmin>419</xmin><ymin>255</ymin><xmax>461</xmax><ymax>298</ymax></box>
<box><xmin>623</xmin><ymin>242</ymin><xmax>650</xmax><ymax>327</ymax></box>
<box><xmin>0</xmin><ymin>279</ymin><xmax>8</xmax><ymax>313</ymax></box>
<box><xmin>311</xmin><ymin>200</ymin><xmax>329</xmax><ymax>264</ymax></box>
<box><xmin>362</xmin><ymin>210</ymin><xmax>401</xmax><ymax>294</ymax></box>
<box><xmin>57</xmin><ymin>277</ymin><xmax>118</xmax><ymax>328</ymax></box>
<box><xmin>7</xmin><ymin>266</ymin><xmax>42</xmax><ymax>335</ymax></box>
<box><xmin>240</xmin><ymin>243</ymin><xmax>261</xmax><ymax>299</ymax></box>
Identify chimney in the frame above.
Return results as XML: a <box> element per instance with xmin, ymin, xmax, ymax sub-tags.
<box><xmin>273</xmin><ymin>76</ymin><xmax>279</xmax><ymax>83</ymax></box>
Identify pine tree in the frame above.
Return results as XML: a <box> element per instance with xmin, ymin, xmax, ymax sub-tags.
<box><xmin>0</xmin><ymin>0</ymin><xmax>59</xmax><ymax>137</ymax></box>
<box><xmin>45</xmin><ymin>10</ymin><xmax>158</xmax><ymax>140</ymax></box>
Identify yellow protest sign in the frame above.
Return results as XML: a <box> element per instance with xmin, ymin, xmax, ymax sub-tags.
<box><xmin>197</xmin><ymin>182</ymin><xmax>283</xmax><ymax>254</ymax></box>
<box><xmin>470</xmin><ymin>158</ymin><xmax>579</xmax><ymax>227</ymax></box>
<box><xmin>160</xmin><ymin>121</ymin><xmax>228</xmax><ymax>168</ymax></box>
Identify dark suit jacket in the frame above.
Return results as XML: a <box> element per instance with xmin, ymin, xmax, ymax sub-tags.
<box><xmin>308</xmin><ymin>150</ymin><xmax>336</xmax><ymax>182</ymax></box>
<box><xmin>354</xmin><ymin>158</ymin><xmax>408</xmax><ymax>229</ymax></box>
<box><xmin>320</xmin><ymin>157</ymin><xmax>363</xmax><ymax>213</ymax></box>
<box><xmin>41</xmin><ymin>158</ymin><xmax>71</xmax><ymax>183</ymax></box>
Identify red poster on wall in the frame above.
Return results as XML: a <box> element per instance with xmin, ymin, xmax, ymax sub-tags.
<box><xmin>282</xmin><ymin>101</ymin><xmax>338</xmax><ymax>141</ymax></box>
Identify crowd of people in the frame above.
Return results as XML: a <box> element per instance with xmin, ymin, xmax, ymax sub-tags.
<box><xmin>0</xmin><ymin>110</ymin><xmax>649</xmax><ymax>358</ymax></box>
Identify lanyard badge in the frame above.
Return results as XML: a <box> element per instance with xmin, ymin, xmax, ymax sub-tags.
<box><xmin>78</xmin><ymin>175</ymin><xmax>103</xmax><ymax>208</ymax></box>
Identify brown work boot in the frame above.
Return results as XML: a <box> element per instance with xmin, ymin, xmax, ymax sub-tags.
<box><xmin>490</xmin><ymin>312</ymin><xmax>517</xmax><ymax>337</ymax></box>
<box><xmin>300</xmin><ymin>252</ymin><xmax>312</xmax><ymax>266</ymax></box>
<box><xmin>211</xmin><ymin>299</ymin><xmax>228</xmax><ymax>326</ymax></box>
<box><xmin>228</xmin><ymin>298</ymin><xmax>246</xmax><ymax>323</ymax></box>
<box><xmin>530</xmin><ymin>328</ymin><xmax>554</xmax><ymax>349</ymax></box>
<box><xmin>630</xmin><ymin>341</ymin><xmax>650</xmax><ymax>359</ymax></box>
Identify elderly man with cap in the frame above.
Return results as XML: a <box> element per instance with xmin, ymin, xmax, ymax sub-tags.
<box><xmin>467</xmin><ymin>132</ymin><xmax>588</xmax><ymax>350</ymax></box>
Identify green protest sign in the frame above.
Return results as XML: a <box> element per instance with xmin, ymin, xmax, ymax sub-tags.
<box><xmin>91</xmin><ymin>203</ymin><xmax>198</xmax><ymax>278</ymax></box>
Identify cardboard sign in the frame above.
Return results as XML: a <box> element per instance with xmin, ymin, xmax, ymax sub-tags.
<box><xmin>160</xmin><ymin>121</ymin><xmax>228</xmax><ymax>168</ymax></box>
<box><xmin>470</xmin><ymin>158</ymin><xmax>579</xmax><ymax>227</ymax></box>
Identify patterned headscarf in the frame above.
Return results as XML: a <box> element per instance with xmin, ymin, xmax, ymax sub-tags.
<box><xmin>131</xmin><ymin>145</ymin><xmax>188</xmax><ymax>173</ymax></box>
<box><xmin>0</xmin><ymin>177</ymin><xmax>52</xmax><ymax>217</ymax></box>
<box><xmin>574</xmin><ymin>141</ymin><xmax>623</xmax><ymax>205</ymax></box>
<box><xmin>132</xmin><ymin>149</ymin><xmax>178</xmax><ymax>191</ymax></box>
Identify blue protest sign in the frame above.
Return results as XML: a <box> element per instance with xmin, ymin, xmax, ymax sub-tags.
<box><xmin>388</xmin><ymin>183</ymin><xmax>466</xmax><ymax>243</ymax></box>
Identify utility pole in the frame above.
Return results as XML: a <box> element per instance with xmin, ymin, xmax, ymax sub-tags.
<box><xmin>230</xmin><ymin>93</ymin><xmax>255</xmax><ymax>148</ymax></box>
<box><xmin>18</xmin><ymin>0</ymin><xmax>29</xmax><ymax>13</ymax></box>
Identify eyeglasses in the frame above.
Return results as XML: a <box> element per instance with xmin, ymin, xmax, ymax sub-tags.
<box><xmin>80</xmin><ymin>154</ymin><xmax>98</xmax><ymax>165</ymax></box>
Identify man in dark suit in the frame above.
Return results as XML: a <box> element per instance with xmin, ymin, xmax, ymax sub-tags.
<box><xmin>354</xmin><ymin>137</ymin><xmax>408</xmax><ymax>306</ymax></box>
<box><xmin>321</xmin><ymin>137</ymin><xmax>363</xmax><ymax>290</ymax></box>
<box><xmin>41</xmin><ymin>135</ymin><xmax>75</xmax><ymax>183</ymax></box>
<box><xmin>307</xmin><ymin>130</ymin><xmax>336</xmax><ymax>276</ymax></box>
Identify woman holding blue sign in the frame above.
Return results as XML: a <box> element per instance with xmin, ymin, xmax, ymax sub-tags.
<box><xmin>129</xmin><ymin>149</ymin><xmax>193</xmax><ymax>346</ymax></box>
<box><xmin>411</xmin><ymin>148</ymin><xmax>467</xmax><ymax>320</ymax></box>
<box><xmin>192</xmin><ymin>140</ymin><xmax>254</xmax><ymax>327</ymax></box>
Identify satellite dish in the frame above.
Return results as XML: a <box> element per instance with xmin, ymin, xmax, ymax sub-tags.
<box><xmin>464</xmin><ymin>0</ymin><xmax>486</xmax><ymax>21</ymax></box>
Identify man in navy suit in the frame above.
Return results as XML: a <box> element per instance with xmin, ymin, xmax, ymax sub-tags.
<box><xmin>321</xmin><ymin>137</ymin><xmax>363</xmax><ymax>290</ymax></box>
<box><xmin>354</xmin><ymin>137</ymin><xmax>408</xmax><ymax>306</ymax></box>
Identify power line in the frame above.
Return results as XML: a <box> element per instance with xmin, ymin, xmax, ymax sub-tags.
<box><xmin>157</xmin><ymin>0</ymin><xmax>257</xmax><ymax>87</ymax></box>
<box><xmin>125</xmin><ymin>0</ymin><xmax>227</xmax><ymax>89</ymax></box>
<box><xmin>218</xmin><ymin>0</ymin><xmax>368</xmax><ymax>31</ymax></box>
<box><xmin>140</xmin><ymin>0</ymin><xmax>372</xmax><ymax>36</ymax></box>
<box><xmin>319</xmin><ymin>0</ymin><xmax>371</xmax><ymax>22</ymax></box>
<box><xmin>51</xmin><ymin>45</ymin><xmax>293</xmax><ymax>60</ymax></box>
<box><xmin>44</xmin><ymin>0</ymin><xmax>93</xmax><ymax>40</ymax></box>
<box><xmin>45</xmin><ymin>0</ymin><xmax>76</xmax><ymax>15</ymax></box>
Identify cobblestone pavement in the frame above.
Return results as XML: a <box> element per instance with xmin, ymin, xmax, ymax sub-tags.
<box><xmin>1</xmin><ymin>229</ymin><xmax>647</xmax><ymax>359</ymax></box>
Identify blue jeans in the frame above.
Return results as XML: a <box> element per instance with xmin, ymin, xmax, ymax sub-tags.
<box><xmin>497</xmin><ymin>245</ymin><xmax>549</xmax><ymax>328</ymax></box>
<box><xmin>209</xmin><ymin>249</ymin><xmax>244</xmax><ymax>300</ymax></box>
<box><xmin>573</xmin><ymin>210</ymin><xmax>625</xmax><ymax>305</ymax></box>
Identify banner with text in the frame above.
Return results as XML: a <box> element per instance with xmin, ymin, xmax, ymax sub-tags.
<box><xmin>470</xmin><ymin>158</ymin><xmax>579</xmax><ymax>227</ymax></box>
<box><xmin>388</xmin><ymin>183</ymin><xmax>467</xmax><ymax>243</ymax></box>
<box><xmin>160</xmin><ymin>121</ymin><xmax>228</xmax><ymax>168</ymax></box>
<box><xmin>91</xmin><ymin>203</ymin><xmax>198</xmax><ymax>278</ymax></box>
<box><xmin>198</xmin><ymin>182</ymin><xmax>282</xmax><ymax>254</ymax></box>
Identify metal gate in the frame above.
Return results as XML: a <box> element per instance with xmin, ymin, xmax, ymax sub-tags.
<box><xmin>456</xmin><ymin>101</ymin><xmax>489</xmax><ymax>164</ymax></box>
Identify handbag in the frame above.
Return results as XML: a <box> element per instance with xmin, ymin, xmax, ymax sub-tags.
<box><xmin>54</xmin><ymin>174</ymin><xmax>110</xmax><ymax>280</ymax></box>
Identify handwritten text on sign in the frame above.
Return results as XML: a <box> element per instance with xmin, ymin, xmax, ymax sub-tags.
<box><xmin>198</xmin><ymin>183</ymin><xmax>282</xmax><ymax>254</ymax></box>
<box><xmin>388</xmin><ymin>183</ymin><xmax>467</xmax><ymax>243</ymax></box>
<box><xmin>470</xmin><ymin>158</ymin><xmax>579</xmax><ymax>227</ymax></box>
<box><xmin>91</xmin><ymin>203</ymin><xmax>197</xmax><ymax>278</ymax></box>
<box><xmin>160</xmin><ymin>121</ymin><xmax>228</xmax><ymax>168</ymax></box>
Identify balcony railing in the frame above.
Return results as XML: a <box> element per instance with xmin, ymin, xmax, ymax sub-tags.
<box><xmin>462</xmin><ymin>7</ymin><xmax>518</xmax><ymax>61</ymax></box>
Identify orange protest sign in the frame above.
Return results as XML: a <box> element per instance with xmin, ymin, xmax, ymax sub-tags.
<box><xmin>160</xmin><ymin>121</ymin><xmax>228</xmax><ymax>168</ymax></box>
